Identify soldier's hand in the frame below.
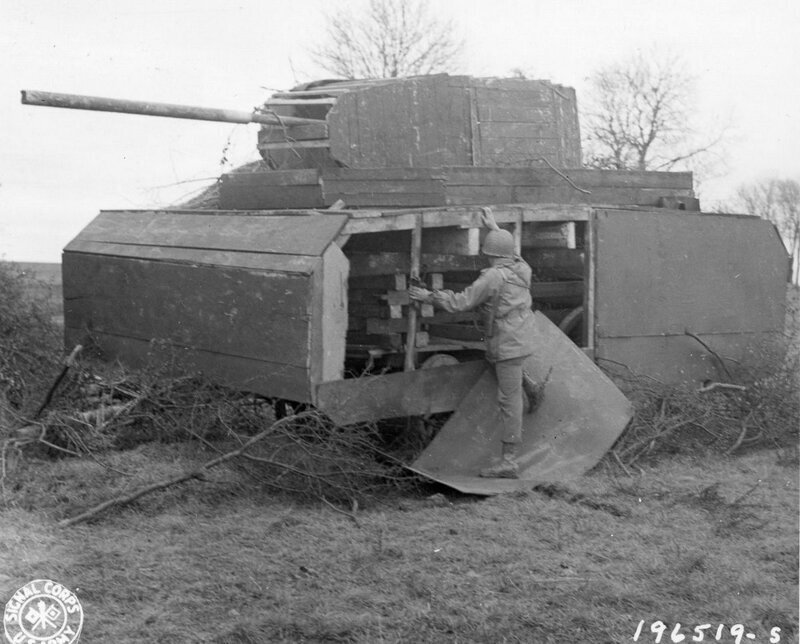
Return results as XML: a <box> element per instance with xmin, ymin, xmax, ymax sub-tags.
<box><xmin>408</xmin><ymin>286</ymin><xmax>433</xmax><ymax>303</ymax></box>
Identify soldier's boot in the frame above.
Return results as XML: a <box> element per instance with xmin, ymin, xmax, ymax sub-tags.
<box><xmin>479</xmin><ymin>442</ymin><xmax>520</xmax><ymax>479</ymax></box>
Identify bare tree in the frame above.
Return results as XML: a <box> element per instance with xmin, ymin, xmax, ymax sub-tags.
<box><xmin>582</xmin><ymin>52</ymin><xmax>726</xmax><ymax>173</ymax></box>
<box><xmin>737</xmin><ymin>178</ymin><xmax>800</xmax><ymax>285</ymax></box>
<box><xmin>311</xmin><ymin>0</ymin><xmax>462</xmax><ymax>79</ymax></box>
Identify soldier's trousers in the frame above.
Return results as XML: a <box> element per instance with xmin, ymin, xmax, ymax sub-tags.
<box><xmin>493</xmin><ymin>355</ymin><xmax>527</xmax><ymax>444</ymax></box>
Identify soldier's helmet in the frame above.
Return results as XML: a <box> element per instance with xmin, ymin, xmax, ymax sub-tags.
<box><xmin>482</xmin><ymin>229</ymin><xmax>515</xmax><ymax>258</ymax></box>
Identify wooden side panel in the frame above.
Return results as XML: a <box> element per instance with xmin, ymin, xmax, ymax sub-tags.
<box><xmin>73</xmin><ymin>211</ymin><xmax>347</xmax><ymax>257</ymax></box>
<box><xmin>327</xmin><ymin>76</ymin><xmax>472</xmax><ymax>168</ymax></box>
<box><xmin>594</xmin><ymin>210</ymin><xmax>788</xmax><ymax>338</ymax></box>
<box><xmin>63</xmin><ymin>253</ymin><xmax>315</xmax><ymax>368</ymax></box>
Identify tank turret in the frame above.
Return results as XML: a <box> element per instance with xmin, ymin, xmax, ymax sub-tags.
<box><xmin>22</xmin><ymin>75</ymin><xmax>582</xmax><ymax>171</ymax></box>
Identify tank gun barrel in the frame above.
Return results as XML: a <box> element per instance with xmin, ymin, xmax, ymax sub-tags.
<box><xmin>20</xmin><ymin>90</ymin><xmax>321</xmax><ymax>127</ymax></box>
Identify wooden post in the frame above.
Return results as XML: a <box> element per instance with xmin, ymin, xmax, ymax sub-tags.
<box><xmin>513</xmin><ymin>211</ymin><xmax>523</xmax><ymax>255</ymax></box>
<box><xmin>585</xmin><ymin>216</ymin><xmax>596</xmax><ymax>352</ymax></box>
<box><xmin>404</xmin><ymin>215</ymin><xmax>422</xmax><ymax>371</ymax></box>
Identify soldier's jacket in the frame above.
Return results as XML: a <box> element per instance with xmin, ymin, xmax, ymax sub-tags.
<box><xmin>430</xmin><ymin>257</ymin><xmax>536</xmax><ymax>362</ymax></box>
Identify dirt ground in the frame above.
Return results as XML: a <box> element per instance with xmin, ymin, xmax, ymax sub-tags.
<box><xmin>1</xmin><ymin>444</ymin><xmax>797</xmax><ymax>643</ymax></box>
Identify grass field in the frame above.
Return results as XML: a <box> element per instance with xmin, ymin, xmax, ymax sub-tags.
<box><xmin>1</xmin><ymin>443</ymin><xmax>797</xmax><ymax>643</ymax></box>
<box><xmin>1</xmin><ymin>265</ymin><xmax>798</xmax><ymax>643</ymax></box>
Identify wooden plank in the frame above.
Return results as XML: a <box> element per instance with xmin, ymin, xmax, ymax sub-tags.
<box><xmin>258</xmin><ymin>140</ymin><xmax>330</xmax><ymax>150</ymax></box>
<box><xmin>322</xmin><ymin>167</ymin><xmax>442</xmax><ymax>181</ymax></box>
<box><xmin>63</xmin><ymin>241</ymin><xmax>319</xmax><ymax>274</ymax></box>
<box><xmin>315</xmin><ymin>360</ymin><xmax>486</xmax><ymax>424</ymax></box>
<box><xmin>468</xmin><ymin>87</ymin><xmax>482</xmax><ymax>165</ymax></box>
<box><xmin>258</xmin><ymin>122</ymin><xmax>329</xmax><ymax>142</ymax></box>
<box><xmin>366</xmin><ymin>310</ymin><xmax>481</xmax><ymax>334</ymax></box>
<box><xmin>405</xmin><ymin>215</ymin><xmax>422</xmax><ymax>370</ymax></box>
<box><xmin>270</xmin><ymin>88</ymin><xmax>353</xmax><ymax>98</ymax></box>
<box><xmin>562</xmin><ymin>169</ymin><xmax>693</xmax><ymax>190</ymax></box>
<box><xmin>74</xmin><ymin>211</ymin><xmax>347</xmax><ymax>256</ymax></box>
<box><xmin>445</xmin><ymin>186</ymin><xmax>517</xmax><ymax>205</ymax></box>
<box><xmin>342</xmin><ymin>214</ymin><xmax>419</xmax><ymax>235</ymax></box>
<box><xmin>473</xmin><ymin>78</ymin><xmax>555</xmax><ymax>96</ymax></box>
<box><xmin>63</xmin><ymin>253</ymin><xmax>314</xmax><ymax>367</ymax></box>
<box><xmin>426</xmin><ymin>323</ymin><xmax>483</xmax><ymax>342</ymax></box>
<box><xmin>219</xmin><ymin>184</ymin><xmax>325</xmax><ymax>210</ymax></box>
<box><xmin>442</xmin><ymin>167</ymin><xmax>692</xmax><ymax>191</ymax></box>
<box><xmin>512</xmin><ymin>186</ymin><xmax>693</xmax><ymax>206</ymax></box>
<box><xmin>348</xmin><ymin>252</ymin><xmax>488</xmax><ymax>276</ymax></box>
<box><xmin>314</xmin><ymin>243</ymin><xmax>349</xmax><ymax>383</ymax></box>
<box><xmin>444</xmin><ymin>167</ymin><xmax>546</xmax><ymax>186</ymax></box>
<box><xmin>341</xmin><ymin>205</ymin><xmax>591</xmax><ymax>236</ymax></box>
<box><xmin>523</xmin><ymin>222</ymin><xmax>576</xmax><ymax>249</ymax></box>
<box><xmin>321</xmin><ymin>179</ymin><xmax>444</xmax><ymax>194</ymax></box>
<box><xmin>266</xmin><ymin>97</ymin><xmax>338</xmax><ymax>106</ymax></box>
<box><xmin>65</xmin><ymin>328</ymin><xmax>312</xmax><ymax>402</ymax></box>
<box><xmin>422</xmin><ymin>311</ymin><xmax>478</xmax><ymax>324</ymax></box>
<box><xmin>325</xmin><ymin>192</ymin><xmax>447</xmax><ymax>208</ymax></box>
<box><xmin>586</xmin><ymin>213</ymin><xmax>596</xmax><ymax>351</ymax></box>
<box><xmin>221</xmin><ymin>169</ymin><xmax>320</xmax><ymax>186</ymax></box>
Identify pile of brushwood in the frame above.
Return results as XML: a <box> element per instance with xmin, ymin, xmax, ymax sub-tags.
<box><xmin>1</xmin><ymin>342</ymin><xmax>414</xmax><ymax>525</ymax></box>
<box><xmin>1</xmin><ymin>259</ymin><xmax>798</xmax><ymax>524</ymax></box>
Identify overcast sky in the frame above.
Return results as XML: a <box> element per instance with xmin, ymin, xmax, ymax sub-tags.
<box><xmin>1</xmin><ymin>0</ymin><xmax>799</xmax><ymax>261</ymax></box>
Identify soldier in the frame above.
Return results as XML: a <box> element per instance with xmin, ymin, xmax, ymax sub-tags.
<box><xmin>408</xmin><ymin>227</ymin><xmax>539</xmax><ymax>479</ymax></box>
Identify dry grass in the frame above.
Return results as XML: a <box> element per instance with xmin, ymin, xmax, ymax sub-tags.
<box><xmin>0</xmin><ymin>448</ymin><xmax>797</xmax><ymax>643</ymax></box>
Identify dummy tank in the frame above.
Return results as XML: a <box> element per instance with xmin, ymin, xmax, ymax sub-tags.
<box><xmin>22</xmin><ymin>76</ymin><xmax>790</xmax><ymax>493</ymax></box>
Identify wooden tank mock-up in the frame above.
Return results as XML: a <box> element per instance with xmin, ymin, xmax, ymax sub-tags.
<box><xmin>31</xmin><ymin>74</ymin><xmax>791</xmax><ymax>493</ymax></box>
